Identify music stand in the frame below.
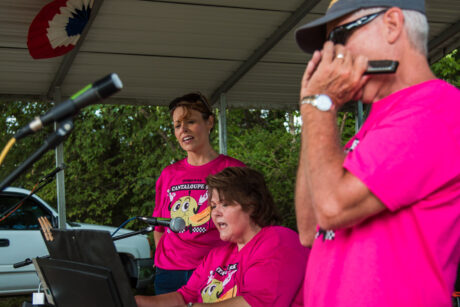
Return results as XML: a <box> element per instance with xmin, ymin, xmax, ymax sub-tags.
<box><xmin>33</xmin><ymin>257</ymin><xmax>123</xmax><ymax>307</ymax></box>
<box><xmin>34</xmin><ymin>228</ymin><xmax>137</xmax><ymax>307</ymax></box>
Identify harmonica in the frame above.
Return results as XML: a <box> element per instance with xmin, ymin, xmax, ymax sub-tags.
<box><xmin>365</xmin><ymin>60</ymin><xmax>399</xmax><ymax>74</ymax></box>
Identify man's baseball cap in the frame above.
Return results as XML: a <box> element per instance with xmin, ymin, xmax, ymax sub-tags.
<box><xmin>295</xmin><ymin>0</ymin><xmax>425</xmax><ymax>54</ymax></box>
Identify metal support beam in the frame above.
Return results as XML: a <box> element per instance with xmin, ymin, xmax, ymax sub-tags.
<box><xmin>218</xmin><ymin>93</ymin><xmax>228</xmax><ymax>155</ymax></box>
<box><xmin>428</xmin><ymin>19</ymin><xmax>460</xmax><ymax>53</ymax></box>
<box><xmin>210</xmin><ymin>0</ymin><xmax>321</xmax><ymax>104</ymax></box>
<box><xmin>355</xmin><ymin>101</ymin><xmax>364</xmax><ymax>133</ymax></box>
<box><xmin>53</xmin><ymin>87</ymin><xmax>66</xmax><ymax>229</ymax></box>
<box><xmin>47</xmin><ymin>0</ymin><xmax>105</xmax><ymax>98</ymax></box>
<box><xmin>46</xmin><ymin>2</ymin><xmax>104</xmax><ymax>228</ymax></box>
<box><xmin>45</xmin><ymin>1</ymin><xmax>104</xmax><ymax>227</ymax></box>
<box><xmin>428</xmin><ymin>19</ymin><xmax>460</xmax><ymax>63</ymax></box>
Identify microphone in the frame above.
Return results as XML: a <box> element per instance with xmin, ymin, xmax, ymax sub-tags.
<box><xmin>39</xmin><ymin>164</ymin><xmax>66</xmax><ymax>183</ymax></box>
<box><xmin>137</xmin><ymin>216</ymin><xmax>186</xmax><ymax>233</ymax></box>
<box><xmin>14</xmin><ymin>73</ymin><xmax>123</xmax><ymax>140</ymax></box>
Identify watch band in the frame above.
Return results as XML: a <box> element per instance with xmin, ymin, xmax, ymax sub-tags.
<box><xmin>300</xmin><ymin>94</ymin><xmax>333</xmax><ymax>111</ymax></box>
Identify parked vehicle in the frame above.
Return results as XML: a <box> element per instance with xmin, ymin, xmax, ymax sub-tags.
<box><xmin>0</xmin><ymin>187</ymin><xmax>154</xmax><ymax>295</ymax></box>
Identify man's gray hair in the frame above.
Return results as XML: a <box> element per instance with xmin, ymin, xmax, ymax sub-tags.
<box><xmin>353</xmin><ymin>7</ymin><xmax>429</xmax><ymax>56</ymax></box>
<box><xmin>403</xmin><ymin>10</ymin><xmax>429</xmax><ymax>56</ymax></box>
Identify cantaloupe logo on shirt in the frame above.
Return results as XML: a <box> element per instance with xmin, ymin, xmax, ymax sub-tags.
<box><xmin>201</xmin><ymin>269</ymin><xmax>237</xmax><ymax>302</ymax></box>
<box><xmin>169</xmin><ymin>192</ymin><xmax>211</xmax><ymax>231</ymax></box>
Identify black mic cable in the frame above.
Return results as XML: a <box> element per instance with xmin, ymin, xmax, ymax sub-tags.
<box><xmin>39</xmin><ymin>164</ymin><xmax>66</xmax><ymax>183</ymax></box>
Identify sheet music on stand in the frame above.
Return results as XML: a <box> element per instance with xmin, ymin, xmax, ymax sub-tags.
<box><xmin>34</xmin><ymin>219</ymin><xmax>137</xmax><ymax>307</ymax></box>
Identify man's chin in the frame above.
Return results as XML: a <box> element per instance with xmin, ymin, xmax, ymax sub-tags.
<box><xmin>359</xmin><ymin>88</ymin><xmax>380</xmax><ymax>104</ymax></box>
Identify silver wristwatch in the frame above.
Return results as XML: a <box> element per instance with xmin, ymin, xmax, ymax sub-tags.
<box><xmin>301</xmin><ymin>94</ymin><xmax>333</xmax><ymax>111</ymax></box>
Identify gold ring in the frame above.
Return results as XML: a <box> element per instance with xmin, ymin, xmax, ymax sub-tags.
<box><xmin>336</xmin><ymin>53</ymin><xmax>345</xmax><ymax>59</ymax></box>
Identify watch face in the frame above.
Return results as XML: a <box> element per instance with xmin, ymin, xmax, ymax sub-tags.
<box><xmin>316</xmin><ymin>95</ymin><xmax>333</xmax><ymax>111</ymax></box>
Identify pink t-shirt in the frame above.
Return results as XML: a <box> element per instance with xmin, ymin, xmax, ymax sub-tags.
<box><xmin>304</xmin><ymin>80</ymin><xmax>460</xmax><ymax>307</ymax></box>
<box><xmin>153</xmin><ymin>154</ymin><xmax>245</xmax><ymax>270</ymax></box>
<box><xmin>178</xmin><ymin>226</ymin><xmax>310</xmax><ymax>307</ymax></box>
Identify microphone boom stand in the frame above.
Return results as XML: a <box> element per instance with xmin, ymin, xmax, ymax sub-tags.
<box><xmin>0</xmin><ymin>119</ymin><xmax>74</xmax><ymax>191</ymax></box>
<box><xmin>112</xmin><ymin>226</ymin><xmax>154</xmax><ymax>241</ymax></box>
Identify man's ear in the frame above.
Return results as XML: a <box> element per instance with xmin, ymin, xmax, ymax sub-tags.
<box><xmin>382</xmin><ymin>7</ymin><xmax>404</xmax><ymax>44</ymax></box>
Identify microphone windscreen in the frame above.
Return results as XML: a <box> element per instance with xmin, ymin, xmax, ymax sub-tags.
<box><xmin>170</xmin><ymin>217</ymin><xmax>186</xmax><ymax>233</ymax></box>
<box><xmin>94</xmin><ymin>73</ymin><xmax>123</xmax><ymax>99</ymax></box>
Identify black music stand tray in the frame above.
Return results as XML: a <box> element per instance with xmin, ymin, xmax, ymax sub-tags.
<box><xmin>33</xmin><ymin>228</ymin><xmax>137</xmax><ymax>307</ymax></box>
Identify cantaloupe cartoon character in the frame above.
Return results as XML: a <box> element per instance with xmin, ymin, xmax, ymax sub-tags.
<box><xmin>201</xmin><ymin>270</ymin><xmax>237</xmax><ymax>302</ymax></box>
<box><xmin>170</xmin><ymin>192</ymin><xmax>210</xmax><ymax>226</ymax></box>
<box><xmin>201</xmin><ymin>279</ymin><xmax>223</xmax><ymax>303</ymax></box>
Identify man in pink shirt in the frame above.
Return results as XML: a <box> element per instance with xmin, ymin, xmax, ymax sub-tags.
<box><xmin>294</xmin><ymin>0</ymin><xmax>460</xmax><ymax>306</ymax></box>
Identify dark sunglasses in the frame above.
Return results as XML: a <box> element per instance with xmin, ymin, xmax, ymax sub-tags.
<box><xmin>168</xmin><ymin>92</ymin><xmax>212</xmax><ymax>113</ymax></box>
<box><xmin>327</xmin><ymin>9</ymin><xmax>388</xmax><ymax>45</ymax></box>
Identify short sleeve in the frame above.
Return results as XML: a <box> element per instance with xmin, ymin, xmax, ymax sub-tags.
<box><xmin>239</xmin><ymin>230</ymin><xmax>308</xmax><ymax>307</ymax></box>
<box><xmin>344</xmin><ymin>105</ymin><xmax>460</xmax><ymax>211</ymax></box>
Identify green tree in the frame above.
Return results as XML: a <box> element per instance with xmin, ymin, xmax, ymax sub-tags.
<box><xmin>0</xmin><ymin>100</ymin><xmax>56</xmax><ymax>197</ymax></box>
<box><xmin>431</xmin><ymin>49</ymin><xmax>460</xmax><ymax>88</ymax></box>
<box><xmin>224</xmin><ymin>109</ymin><xmax>301</xmax><ymax>228</ymax></box>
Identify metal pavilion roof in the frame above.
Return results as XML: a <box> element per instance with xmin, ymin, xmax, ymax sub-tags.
<box><xmin>0</xmin><ymin>0</ymin><xmax>459</xmax><ymax>110</ymax></box>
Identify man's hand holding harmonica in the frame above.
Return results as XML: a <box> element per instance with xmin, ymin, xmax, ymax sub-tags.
<box><xmin>300</xmin><ymin>41</ymin><xmax>369</xmax><ymax>110</ymax></box>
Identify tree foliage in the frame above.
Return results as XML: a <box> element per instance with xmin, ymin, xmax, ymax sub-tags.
<box><xmin>0</xmin><ymin>100</ymin><xmax>56</xmax><ymax>196</ymax></box>
<box><xmin>1</xmin><ymin>50</ymin><xmax>457</xmax><ymax>231</ymax></box>
<box><xmin>0</xmin><ymin>104</ymin><xmax>308</xmax><ymax>230</ymax></box>
<box><xmin>0</xmin><ymin>101</ymin><xmax>358</xmax><ymax>231</ymax></box>
<box><xmin>431</xmin><ymin>49</ymin><xmax>460</xmax><ymax>88</ymax></box>
<box><xmin>224</xmin><ymin>109</ymin><xmax>302</xmax><ymax>228</ymax></box>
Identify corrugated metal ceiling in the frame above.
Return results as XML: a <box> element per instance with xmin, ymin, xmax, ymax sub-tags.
<box><xmin>0</xmin><ymin>0</ymin><xmax>458</xmax><ymax>110</ymax></box>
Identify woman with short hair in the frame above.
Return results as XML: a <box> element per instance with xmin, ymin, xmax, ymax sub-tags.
<box><xmin>138</xmin><ymin>167</ymin><xmax>309</xmax><ymax>306</ymax></box>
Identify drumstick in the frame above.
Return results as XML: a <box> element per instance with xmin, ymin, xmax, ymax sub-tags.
<box><xmin>38</xmin><ymin>216</ymin><xmax>54</xmax><ymax>241</ymax></box>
